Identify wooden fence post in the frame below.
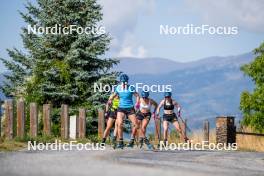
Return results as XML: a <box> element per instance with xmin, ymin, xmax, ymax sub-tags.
<box><xmin>43</xmin><ymin>104</ymin><xmax>51</xmax><ymax>136</ymax></box>
<box><xmin>98</xmin><ymin>109</ymin><xmax>105</xmax><ymax>139</ymax></box>
<box><xmin>79</xmin><ymin>108</ymin><xmax>86</xmax><ymax>138</ymax></box>
<box><xmin>76</xmin><ymin>114</ymin><xmax>79</xmax><ymax>139</ymax></box>
<box><xmin>30</xmin><ymin>103</ymin><xmax>38</xmax><ymax>137</ymax></box>
<box><xmin>203</xmin><ymin>120</ymin><xmax>209</xmax><ymax>144</ymax></box>
<box><xmin>61</xmin><ymin>104</ymin><xmax>69</xmax><ymax>139</ymax></box>
<box><xmin>154</xmin><ymin>118</ymin><xmax>161</xmax><ymax>142</ymax></box>
<box><xmin>17</xmin><ymin>99</ymin><xmax>25</xmax><ymax>138</ymax></box>
<box><xmin>4</xmin><ymin>100</ymin><xmax>13</xmax><ymax>139</ymax></box>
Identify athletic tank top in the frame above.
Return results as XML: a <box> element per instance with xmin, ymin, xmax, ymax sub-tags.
<box><xmin>115</xmin><ymin>84</ymin><xmax>135</xmax><ymax>108</ymax></box>
<box><xmin>164</xmin><ymin>99</ymin><xmax>174</xmax><ymax>110</ymax></box>
<box><xmin>140</xmin><ymin>98</ymin><xmax>151</xmax><ymax>111</ymax></box>
<box><xmin>111</xmin><ymin>97</ymin><xmax>119</xmax><ymax>111</ymax></box>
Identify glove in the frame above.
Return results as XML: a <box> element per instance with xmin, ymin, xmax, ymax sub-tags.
<box><xmin>107</xmin><ymin>100</ymin><xmax>112</xmax><ymax>106</ymax></box>
<box><xmin>155</xmin><ymin>112</ymin><xmax>160</xmax><ymax>119</ymax></box>
<box><xmin>177</xmin><ymin>107</ymin><xmax>181</xmax><ymax>117</ymax></box>
<box><xmin>135</xmin><ymin>102</ymin><xmax>140</xmax><ymax>110</ymax></box>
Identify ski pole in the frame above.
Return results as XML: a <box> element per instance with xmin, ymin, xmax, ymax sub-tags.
<box><xmin>153</xmin><ymin>113</ymin><xmax>161</xmax><ymax>142</ymax></box>
<box><xmin>178</xmin><ymin>114</ymin><xmax>192</xmax><ymax>133</ymax></box>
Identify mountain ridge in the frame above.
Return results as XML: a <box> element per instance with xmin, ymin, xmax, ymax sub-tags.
<box><xmin>113</xmin><ymin>52</ymin><xmax>253</xmax><ymax>75</ymax></box>
<box><xmin>113</xmin><ymin>52</ymin><xmax>254</xmax><ymax>129</ymax></box>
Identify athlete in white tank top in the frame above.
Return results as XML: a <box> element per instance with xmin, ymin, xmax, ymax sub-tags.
<box><xmin>133</xmin><ymin>90</ymin><xmax>158</xmax><ymax>149</ymax></box>
<box><xmin>140</xmin><ymin>100</ymin><xmax>151</xmax><ymax>111</ymax></box>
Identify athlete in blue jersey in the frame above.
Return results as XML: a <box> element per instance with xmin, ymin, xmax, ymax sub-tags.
<box><xmin>107</xmin><ymin>74</ymin><xmax>140</xmax><ymax>149</ymax></box>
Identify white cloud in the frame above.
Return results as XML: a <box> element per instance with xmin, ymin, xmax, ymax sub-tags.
<box><xmin>186</xmin><ymin>0</ymin><xmax>264</xmax><ymax>32</ymax></box>
<box><xmin>117</xmin><ymin>45</ymin><xmax>147</xmax><ymax>58</ymax></box>
<box><xmin>137</xmin><ymin>46</ymin><xmax>147</xmax><ymax>57</ymax></box>
<box><xmin>98</xmin><ymin>0</ymin><xmax>154</xmax><ymax>57</ymax></box>
<box><xmin>117</xmin><ymin>46</ymin><xmax>133</xmax><ymax>57</ymax></box>
<box><xmin>117</xmin><ymin>32</ymin><xmax>147</xmax><ymax>58</ymax></box>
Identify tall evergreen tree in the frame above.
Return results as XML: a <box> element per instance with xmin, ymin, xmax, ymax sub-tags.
<box><xmin>240</xmin><ymin>42</ymin><xmax>264</xmax><ymax>133</ymax></box>
<box><xmin>0</xmin><ymin>0</ymin><xmax>118</xmax><ymax>108</ymax></box>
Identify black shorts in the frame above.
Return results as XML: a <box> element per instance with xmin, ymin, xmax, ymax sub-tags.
<box><xmin>117</xmin><ymin>107</ymin><xmax>135</xmax><ymax>116</ymax></box>
<box><xmin>108</xmin><ymin>110</ymin><xmax>117</xmax><ymax>119</ymax></box>
<box><xmin>163</xmin><ymin>113</ymin><xmax>178</xmax><ymax>123</ymax></box>
<box><xmin>137</xmin><ymin>111</ymin><xmax>151</xmax><ymax>121</ymax></box>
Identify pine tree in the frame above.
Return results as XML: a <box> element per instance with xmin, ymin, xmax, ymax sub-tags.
<box><xmin>0</xmin><ymin>0</ymin><xmax>118</xmax><ymax>109</ymax></box>
<box><xmin>0</xmin><ymin>48</ymin><xmax>32</xmax><ymax>97</ymax></box>
<box><xmin>88</xmin><ymin>73</ymin><xmax>119</xmax><ymax>109</ymax></box>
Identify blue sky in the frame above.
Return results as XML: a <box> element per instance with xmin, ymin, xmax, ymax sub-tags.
<box><xmin>0</xmin><ymin>0</ymin><xmax>264</xmax><ymax>72</ymax></box>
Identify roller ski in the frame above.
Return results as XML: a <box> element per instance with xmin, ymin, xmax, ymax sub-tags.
<box><xmin>143</xmin><ymin>138</ymin><xmax>154</xmax><ymax>150</ymax></box>
<box><xmin>112</xmin><ymin>136</ymin><xmax>117</xmax><ymax>149</ymax></box>
<box><xmin>139</xmin><ymin>138</ymin><xmax>144</xmax><ymax>148</ymax></box>
<box><xmin>127</xmin><ymin>138</ymin><xmax>135</xmax><ymax>148</ymax></box>
<box><xmin>139</xmin><ymin>137</ymin><xmax>155</xmax><ymax>151</ymax></box>
<box><xmin>101</xmin><ymin>138</ymin><xmax>106</xmax><ymax>145</ymax></box>
<box><xmin>116</xmin><ymin>140</ymin><xmax>124</xmax><ymax>149</ymax></box>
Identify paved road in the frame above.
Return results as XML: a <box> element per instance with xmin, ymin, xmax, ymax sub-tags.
<box><xmin>0</xmin><ymin>146</ymin><xmax>264</xmax><ymax>176</ymax></box>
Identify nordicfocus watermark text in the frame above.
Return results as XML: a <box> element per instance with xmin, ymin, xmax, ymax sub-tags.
<box><xmin>94</xmin><ymin>83</ymin><xmax>172</xmax><ymax>93</ymax></box>
<box><xmin>160</xmin><ymin>24</ymin><xmax>238</xmax><ymax>35</ymax></box>
<box><xmin>28</xmin><ymin>140</ymin><xmax>105</xmax><ymax>151</ymax></box>
<box><xmin>159</xmin><ymin>141</ymin><xmax>238</xmax><ymax>151</ymax></box>
<box><xmin>27</xmin><ymin>24</ymin><xmax>106</xmax><ymax>35</ymax></box>
<box><xmin>27</xmin><ymin>140</ymin><xmax>237</xmax><ymax>151</ymax></box>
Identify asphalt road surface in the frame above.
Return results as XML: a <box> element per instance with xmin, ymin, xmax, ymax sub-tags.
<box><xmin>0</xmin><ymin>146</ymin><xmax>264</xmax><ymax>176</ymax></box>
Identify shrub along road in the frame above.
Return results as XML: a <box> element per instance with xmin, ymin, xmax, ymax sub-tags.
<box><xmin>0</xmin><ymin>146</ymin><xmax>264</xmax><ymax>176</ymax></box>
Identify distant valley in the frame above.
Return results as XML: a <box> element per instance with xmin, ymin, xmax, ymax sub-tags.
<box><xmin>114</xmin><ymin>53</ymin><xmax>254</xmax><ymax>129</ymax></box>
<box><xmin>0</xmin><ymin>53</ymin><xmax>255</xmax><ymax>130</ymax></box>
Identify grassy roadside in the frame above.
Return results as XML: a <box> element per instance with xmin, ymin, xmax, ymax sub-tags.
<box><xmin>0</xmin><ymin>138</ymin><xmax>27</xmax><ymax>152</ymax></box>
<box><xmin>189</xmin><ymin>129</ymin><xmax>264</xmax><ymax>152</ymax></box>
<box><xmin>0</xmin><ymin>134</ymin><xmax>100</xmax><ymax>152</ymax></box>
<box><xmin>1</xmin><ymin>131</ymin><xmax>263</xmax><ymax>152</ymax></box>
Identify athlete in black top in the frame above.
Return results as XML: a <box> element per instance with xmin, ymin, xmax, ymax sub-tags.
<box><xmin>156</xmin><ymin>92</ymin><xmax>188</xmax><ymax>144</ymax></box>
